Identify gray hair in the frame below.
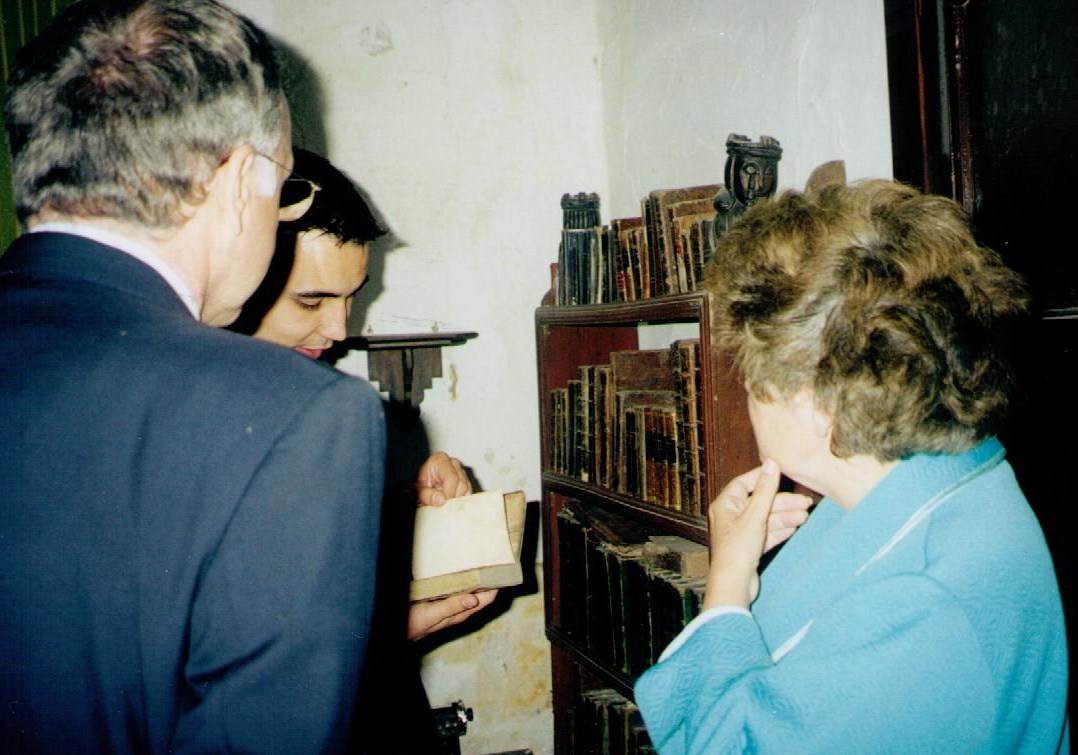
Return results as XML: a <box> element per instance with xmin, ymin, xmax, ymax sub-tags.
<box><xmin>4</xmin><ymin>0</ymin><xmax>287</xmax><ymax>229</ymax></box>
<box><xmin>705</xmin><ymin>180</ymin><xmax>1029</xmax><ymax>461</ymax></box>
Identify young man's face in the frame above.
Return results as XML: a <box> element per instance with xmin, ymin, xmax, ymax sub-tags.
<box><xmin>253</xmin><ymin>231</ymin><xmax>370</xmax><ymax>359</ymax></box>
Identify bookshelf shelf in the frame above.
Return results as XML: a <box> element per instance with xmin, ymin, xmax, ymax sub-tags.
<box><xmin>545</xmin><ymin>625</ymin><xmax>635</xmax><ymax>699</ymax></box>
<box><xmin>541</xmin><ymin>472</ymin><xmax>706</xmax><ymax>543</ymax></box>
<box><xmin>535</xmin><ymin>292</ymin><xmax>705</xmax><ymax>324</ymax></box>
<box><xmin>535</xmin><ymin>289</ymin><xmax>758</xmax><ymax>752</ymax></box>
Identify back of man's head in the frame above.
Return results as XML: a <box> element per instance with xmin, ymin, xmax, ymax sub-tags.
<box><xmin>4</xmin><ymin>0</ymin><xmax>287</xmax><ymax>230</ymax></box>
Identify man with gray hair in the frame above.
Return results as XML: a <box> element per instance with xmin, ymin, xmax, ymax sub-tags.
<box><xmin>0</xmin><ymin>1</ymin><xmax>385</xmax><ymax>751</ymax></box>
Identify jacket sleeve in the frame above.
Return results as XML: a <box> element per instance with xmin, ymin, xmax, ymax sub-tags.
<box><xmin>634</xmin><ymin>573</ymin><xmax>999</xmax><ymax>755</ymax></box>
<box><xmin>172</xmin><ymin>377</ymin><xmax>386</xmax><ymax>754</ymax></box>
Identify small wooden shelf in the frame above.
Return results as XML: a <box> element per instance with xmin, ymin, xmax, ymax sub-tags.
<box><xmin>344</xmin><ymin>331</ymin><xmax>477</xmax><ymax>408</ymax></box>
<box><xmin>348</xmin><ymin>331</ymin><xmax>478</xmax><ymax>350</ymax></box>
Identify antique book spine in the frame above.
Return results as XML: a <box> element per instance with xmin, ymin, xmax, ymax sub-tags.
<box><xmin>556</xmin><ymin>239</ymin><xmax>567</xmax><ymax>306</ymax></box>
<box><xmin>662</xmin><ymin>407</ymin><xmax>680</xmax><ymax>512</ymax></box>
<box><xmin>662</xmin><ymin>195</ymin><xmax>717</xmax><ymax>294</ymax></box>
<box><xmin>629</xmin><ymin>224</ymin><xmax>646</xmax><ymax>301</ymax></box>
<box><xmin>567</xmin><ymin>378</ymin><xmax>581</xmax><ymax>480</ymax></box>
<box><xmin>560</xmin><ymin>192</ymin><xmax>602</xmax><ymax>307</ymax></box>
<box><xmin>691</xmin><ymin>340</ymin><xmax>706</xmax><ymax>515</ymax></box>
<box><xmin>646</xmin><ymin>565</ymin><xmax>681</xmax><ymax>664</ymax></box>
<box><xmin>598</xmin><ymin>364</ymin><xmax>614</xmax><ymax>488</ymax></box>
<box><xmin>556</xmin><ymin>504</ymin><xmax>587</xmax><ymax>644</ymax></box>
<box><xmin>641</xmin><ymin>197</ymin><xmax>660</xmax><ymax>299</ymax></box>
<box><xmin>611</xmin><ymin>217</ymin><xmax>644</xmax><ymax>303</ymax></box>
<box><xmin>642</xmin><ymin>407</ymin><xmax>657</xmax><ymax>505</ymax></box>
<box><xmin>672</xmin><ymin>341</ymin><xmax>692</xmax><ymax>513</ymax></box>
<box><xmin>578</xmin><ymin>365</ymin><xmax>594</xmax><ymax>483</ymax></box>
<box><xmin>550</xmin><ymin>387</ymin><xmax>569</xmax><ymax>474</ymax></box>
<box><xmin>585</xmin><ymin>527</ymin><xmax>614</xmax><ymax>662</ymax></box>
<box><xmin>602</xmin><ymin>226</ymin><xmax>618</xmax><ymax>304</ymax></box>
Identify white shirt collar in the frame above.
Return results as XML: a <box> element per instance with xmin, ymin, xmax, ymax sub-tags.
<box><xmin>30</xmin><ymin>221</ymin><xmax>201</xmax><ymax>319</ymax></box>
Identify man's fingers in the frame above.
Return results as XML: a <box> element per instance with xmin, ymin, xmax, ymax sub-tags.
<box><xmin>415</xmin><ymin>453</ymin><xmax>471</xmax><ymax>506</ymax></box>
<box><xmin>416</xmin><ymin>487</ymin><xmax>447</xmax><ymax>507</ymax></box>
<box><xmin>450</xmin><ymin>458</ymin><xmax>470</xmax><ymax>497</ymax></box>
<box><xmin>407</xmin><ymin>589</ymin><xmax>498</xmax><ymax>641</ymax></box>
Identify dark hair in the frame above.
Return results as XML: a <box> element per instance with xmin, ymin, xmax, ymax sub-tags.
<box><xmin>279</xmin><ymin>148</ymin><xmax>387</xmax><ymax>246</ymax></box>
<box><xmin>230</xmin><ymin>150</ymin><xmax>386</xmax><ymax>335</ymax></box>
<box><xmin>3</xmin><ymin>0</ymin><xmax>286</xmax><ymax>228</ymax></box>
<box><xmin>705</xmin><ymin>179</ymin><xmax>1030</xmax><ymax>461</ymax></box>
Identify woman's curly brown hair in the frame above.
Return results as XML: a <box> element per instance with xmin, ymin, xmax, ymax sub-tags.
<box><xmin>704</xmin><ymin>179</ymin><xmax>1029</xmax><ymax>461</ymax></box>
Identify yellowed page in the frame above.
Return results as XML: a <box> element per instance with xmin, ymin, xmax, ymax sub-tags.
<box><xmin>411</xmin><ymin>490</ymin><xmax>514</xmax><ymax>580</ymax></box>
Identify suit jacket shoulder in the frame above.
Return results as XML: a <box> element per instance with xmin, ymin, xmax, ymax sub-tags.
<box><xmin>0</xmin><ymin>231</ymin><xmax>386</xmax><ymax>754</ymax></box>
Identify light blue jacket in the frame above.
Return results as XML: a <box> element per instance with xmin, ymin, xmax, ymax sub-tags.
<box><xmin>636</xmin><ymin>438</ymin><xmax>1069</xmax><ymax>755</ymax></box>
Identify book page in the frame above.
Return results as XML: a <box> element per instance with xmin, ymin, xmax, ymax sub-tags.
<box><xmin>411</xmin><ymin>490</ymin><xmax>515</xmax><ymax>580</ymax></box>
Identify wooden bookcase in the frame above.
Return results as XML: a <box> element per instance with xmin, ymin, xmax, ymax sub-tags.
<box><xmin>535</xmin><ymin>292</ymin><xmax>758</xmax><ymax>751</ymax></box>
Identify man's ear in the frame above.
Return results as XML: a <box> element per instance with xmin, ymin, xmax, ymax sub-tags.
<box><xmin>207</xmin><ymin>143</ymin><xmax>259</xmax><ymax>238</ymax></box>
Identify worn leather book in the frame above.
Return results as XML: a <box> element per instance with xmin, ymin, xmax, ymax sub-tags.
<box><xmin>644</xmin><ymin>184</ymin><xmax>722</xmax><ymax>296</ymax></box>
<box><xmin>409</xmin><ymin>490</ymin><xmax>527</xmax><ymax>602</ymax></box>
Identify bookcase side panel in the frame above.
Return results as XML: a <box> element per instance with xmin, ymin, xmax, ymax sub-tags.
<box><xmin>549</xmin><ymin>642</ymin><xmax>578</xmax><ymax>754</ymax></box>
<box><xmin>699</xmin><ymin>296</ymin><xmax>758</xmax><ymax>502</ymax></box>
<box><xmin>542</xmin><ymin>491</ymin><xmax>565</xmax><ymax>631</ymax></box>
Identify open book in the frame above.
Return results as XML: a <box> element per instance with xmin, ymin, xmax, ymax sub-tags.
<box><xmin>410</xmin><ymin>489</ymin><xmax>527</xmax><ymax>602</ymax></box>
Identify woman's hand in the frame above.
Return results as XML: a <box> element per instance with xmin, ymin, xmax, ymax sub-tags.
<box><xmin>703</xmin><ymin>460</ymin><xmax>810</xmax><ymax>610</ymax></box>
<box><xmin>765</xmin><ymin>487</ymin><xmax>813</xmax><ymax>553</ymax></box>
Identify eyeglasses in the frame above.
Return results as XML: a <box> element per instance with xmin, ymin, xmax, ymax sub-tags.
<box><xmin>255</xmin><ymin>151</ymin><xmax>322</xmax><ymax>222</ymax></box>
<box><xmin>279</xmin><ymin>176</ymin><xmax>321</xmax><ymax>222</ymax></box>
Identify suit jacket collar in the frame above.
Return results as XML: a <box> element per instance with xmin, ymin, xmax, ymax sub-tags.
<box><xmin>1</xmin><ymin>231</ymin><xmax>195</xmax><ymax>322</ymax></box>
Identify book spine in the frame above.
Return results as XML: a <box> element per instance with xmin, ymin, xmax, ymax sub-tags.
<box><xmin>559</xmin><ymin>192</ymin><xmax>602</xmax><ymax>307</ymax></box>
<box><xmin>691</xmin><ymin>341</ymin><xmax>705</xmax><ymax>516</ymax></box>
<box><xmin>642</xmin><ymin>197</ymin><xmax>661</xmax><ymax>299</ymax></box>
<box><xmin>576</xmin><ymin>689</ymin><xmax>651</xmax><ymax>755</ymax></box>
<box><xmin>598</xmin><ymin>365</ymin><xmax>613</xmax><ymax>488</ymax></box>
<box><xmin>628</xmin><ymin>227</ymin><xmax>644</xmax><ymax>301</ymax></box>
<box><xmin>567</xmin><ymin>379</ymin><xmax>581</xmax><ymax>479</ymax></box>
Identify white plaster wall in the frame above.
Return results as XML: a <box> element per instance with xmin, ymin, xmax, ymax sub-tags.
<box><xmin>223</xmin><ymin>2</ymin><xmax>892</xmax><ymax>753</ymax></box>
<box><xmin>228</xmin><ymin>0</ymin><xmax>607</xmax><ymax>504</ymax></box>
<box><xmin>598</xmin><ymin>0</ymin><xmax>894</xmax><ymax>218</ymax></box>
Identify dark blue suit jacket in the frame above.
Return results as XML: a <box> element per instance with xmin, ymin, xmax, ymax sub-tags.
<box><xmin>0</xmin><ymin>232</ymin><xmax>386</xmax><ymax>754</ymax></box>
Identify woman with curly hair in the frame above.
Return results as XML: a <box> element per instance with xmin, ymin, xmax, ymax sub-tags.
<box><xmin>635</xmin><ymin>180</ymin><xmax>1068</xmax><ymax>754</ymax></box>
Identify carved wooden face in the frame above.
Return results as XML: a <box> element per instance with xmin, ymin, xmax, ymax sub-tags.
<box><xmin>732</xmin><ymin>155</ymin><xmax>777</xmax><ymax>206</ymax></box>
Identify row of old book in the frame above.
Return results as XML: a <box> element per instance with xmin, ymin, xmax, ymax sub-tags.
<box><xmin>554</xmin><ymin>184</ymin><xmax>725</xmax><ymax>306</ymax></box>
<box><xmin>575</xmin><ymin>688</ymin><xmax>654</xmax><ymax>755</ymax></box>
<box><xmin>548</xmin><ymin>340</ymin><xmax>707</xmax><ymax>517</ymax></box>
<box><xmin>556</xmin><ymin>500</ymin><xmax>709</xmax><ymax>681</ymax></box>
